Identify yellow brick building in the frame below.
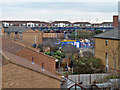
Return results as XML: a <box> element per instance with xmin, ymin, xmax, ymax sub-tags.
<box><xmin>94</xmin><ymin>28</ymin><xmax>120</xmax><ymax>72</ymax></box>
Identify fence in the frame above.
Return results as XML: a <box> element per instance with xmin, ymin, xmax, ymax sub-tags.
<box><xmin>68</xmin><ymin>73</ymin><xmax>109</xmax><ymax>85</ymax></box>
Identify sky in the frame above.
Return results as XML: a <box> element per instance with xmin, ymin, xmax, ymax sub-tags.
<box><xmin>0</xmin><ymin>0</ymin><xmax>119</xmax><ymax>23</ymax></box>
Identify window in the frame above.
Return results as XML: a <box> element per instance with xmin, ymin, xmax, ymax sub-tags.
<box><xmin>36</xmin><ymin>24</ymin><xmax>38</xmax><ymax>26</ymax></box>
<box><xmin>22</xmin><ymin>24</ymin><xmax>26</xmax><ymax>26</ymax></box>
<box><xmin>19</xmin><ymin>32</ymin><xmax>23</xmax><ymax>37</ymax></box>
<box><xmin>42</xmin><ymin>63</ymin><xmax>45</xmax><ymax>71</ymax></box>
<box><xmin>10</xmin><ymin>24</ymin><xmax>13</xmax><ymax>26</ymax></box>
<box><xmin>15</xmin><ymin>32</ymin><xmax>18</xmax><ymax>35</ymax></box>
<box><xmin>106</xmin><ymin>39</ymin><xmax>108</xmax><ymax>46</ymax></box>
<box><xmin>105</xmin><ymin>52</ymin><xmax>109</xmax><ymax>71</ymax></box>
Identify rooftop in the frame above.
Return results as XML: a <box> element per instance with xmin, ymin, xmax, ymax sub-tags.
<box><xmin>94</xmin><ymin>28</ymin><xmax>120</xmax><ymax>40</ymax></box>
<box><xmin>4</xmin><ymin>26</ymin><xmax>31</xmax><ymax>33</ymax></box>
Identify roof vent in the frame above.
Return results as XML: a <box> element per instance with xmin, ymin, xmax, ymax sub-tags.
<box><xmin>32</xmin><ymin>56</ymin><xmax>34</xmax><ymax>64</ymax></box>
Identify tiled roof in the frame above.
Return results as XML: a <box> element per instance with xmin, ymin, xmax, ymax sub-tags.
<box><xmin>1</xmin><ymin>36</ymin><xmax>24</xmax><ymax>53</ymax></box>
<box><xmin>94</xmin><ymin>28</ymin><xmax>120</xmax><ymax>40</ymax></box>
<box><xmin>4</xmin><ymin>26</ymin><xmax>31</xmax><ymax>32</ymax></box>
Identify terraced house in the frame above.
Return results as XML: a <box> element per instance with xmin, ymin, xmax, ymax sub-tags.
<box><xmin>1</xmin><ymin>36</ymin><xmax>62</xmax><ymax>88</ymax></box>
<box><xmin>94</xmin><ymin>28</ymin><xmax>120</xmax><ymax>72</ymax></box>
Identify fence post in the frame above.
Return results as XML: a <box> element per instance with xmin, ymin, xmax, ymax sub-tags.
<box><xmin>90</xmin><ymin>74</ymin><xmax>91</xmax><ymax>84</ymax></box>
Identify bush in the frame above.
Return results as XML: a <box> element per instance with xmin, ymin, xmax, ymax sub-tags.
<box><xmin>53</xmin><ymin>55</ymin><xmax>62</xmax><ymax>60</ymax></box>
<box><xmin>54</xmin><ymin>52</ymin><xmax>65</xmax><ymax>58</ymax></box>
<box><xmin>73</xmin><ymin>57</ymin><xmax>104</xmax><ymax>74</ymax></box>
<box><xmin>45</xmin><ymin>52</ymin><xmax>51</xmax><ymax>56</ymax></box>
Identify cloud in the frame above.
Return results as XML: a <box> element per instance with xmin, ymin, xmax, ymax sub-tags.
<box><xmin>1</xmin><ymin>2</ymin><xmax>118</xmax><ymax>22</ymax></box>
<box><xmin>0</xmin><ymin>0</ymin><xmax>119</xmax><ymax>2</ymax></box>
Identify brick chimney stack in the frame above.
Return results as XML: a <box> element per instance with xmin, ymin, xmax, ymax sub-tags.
<box><xmin>113</xmin><ymin>15</ymin><xmax>118</xmax><ymax>27</ymax></box>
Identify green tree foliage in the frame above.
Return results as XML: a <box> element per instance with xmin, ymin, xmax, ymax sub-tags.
<box><xmin>45</xmin><ymin>51</ymin><xmax>51</xmax><ymax>56</ymax></box>
<box><xmin>54</xmin><ymin>52</ymin><xmax>65</xmax><ymax>58</ymax></box>
<box><xmin>71</xmin><ymin>30</ymin><xmax>103</xmax><ymax>40</ymax></box>
<box><xmin>73</xmin><ymin>57</ymin><xmax>104</xmax><ymax>74</ymax></box>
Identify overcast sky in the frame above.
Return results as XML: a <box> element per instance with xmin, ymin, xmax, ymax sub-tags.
<box><xmin>0</xmin><ymin>0</ymin><xmax>119</xmax><ymax>23</ymax></box>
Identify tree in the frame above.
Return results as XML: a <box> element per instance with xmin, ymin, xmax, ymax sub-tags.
<box><xmin>71</xmin><ymin>30</ymin><xmax>95</xmax><ymax>40</ymax></box>
<box><xmin>71</xmin><ymin>30</ymin><xmax>103</xmax><ymax>40</ymax></box>
<box><xmin>42</xmin><ymin>39</ymin><xmax>59</xmax><ymax>52</ymax></box>
<box><xmin>83</xmin><ymin>51</ymin><xmax>94</xmax><ymax>58</ymax></box>
<box><xmin>62</xmin><ymin>44</ymin><xmax>79</xmax><ymax>59</ymax></box>
<box><xmin>73</xmin><ymin>57</ymin><xmax>104</xmax><ymax>74</ymax></box>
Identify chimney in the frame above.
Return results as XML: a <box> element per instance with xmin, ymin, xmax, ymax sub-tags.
<box><xmin>32</xmin><ymin>56</ymin><xmax>34</xmax><ymax>64</ymax></box>
<box><xmin>42</xmin><ymin>63</ymin><xmax>45</xmax><ymax>71</ymax></box>
<box><xmin>113</xmin><ymin>15</ymin><xmax>118</xmax><ymax>27</ymax></box>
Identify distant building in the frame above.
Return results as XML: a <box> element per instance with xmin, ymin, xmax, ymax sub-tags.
<box><xmin>3</xmin><ymin>26</ymin><xmax>43</xmax><ymax>46</ymax></box>
<box><xmin>73</xmin><ymin>22</ymin><xmax>91</xmax><ymax>27</ymax></box>
<box><xmin>51</xmin><ymin>21</ymin><xmax>72</xmax><ymax>27</ymax></box>
<box><xmin>94</xmin><ymin>28</ymin><xmax>120</xmax><ymax>72</ymax></box>
<box><xmin>101</xmin><ymin>22</ymin><xmax>113</xmax><ymax>28</ymax></box>
<box><xmin>2</xmin><ymin>21</ymin><xmax>49</xmax><ymax>27</ymax></box>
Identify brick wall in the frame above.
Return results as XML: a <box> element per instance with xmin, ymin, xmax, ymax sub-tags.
<box><xmin>15</xmin><ymin>48</ymin><xmax>56</xmax><ymax>74</ymax></box>
<box><xmin>2</xmin><ymin>63</ymin><xmax>60</xmax><ymax>88</ymax></box>
<box><xmin>22</xmin><ymin>29</ymin><xmax>43</xmax><ymax>46</ymax></box>
<box><xmin>95</xmin><ymin>38</ymin><xmax>120</xmax><ymax>71</ymax></box>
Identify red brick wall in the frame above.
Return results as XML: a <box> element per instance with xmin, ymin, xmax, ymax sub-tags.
<box><xmin>15</xmin><ymin>48</ymin><xmax>56</xmax><ymax>74</ymax></box>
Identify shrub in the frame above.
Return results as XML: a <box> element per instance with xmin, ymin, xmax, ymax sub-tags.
<box><xmin>45</xmin><ymin>52</ymin><xmax>51</xmax><ymax>56</ymax></box>
<box><xmin>73</xmin><ymin>57</ymin><xmax>104</xmax><ymax>74</ymax></box>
